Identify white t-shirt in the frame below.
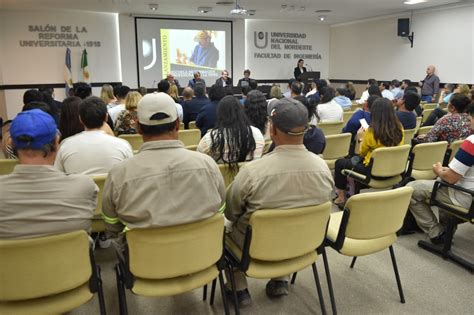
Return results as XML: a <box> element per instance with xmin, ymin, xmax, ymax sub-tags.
<box><xmin>382</xmin><ymin>89</ymin><xmax>394</xmax><ymax>100</ymax></box>
<box><xmin>317</xmin><ymin>100</ymin><xmax>343</xmax><ymax>123</ymax></box>
<box><xmin>448</xmin><ymin>135</ymin><xmax>474</xmax><ymax>208</ymax></box>
<box><xmin>108</xmin><ymin>104</ymin><xmax>125</xmax><ymax>123</ymax></box>
<box><xmin>54</xmin><ymin>130</ymin><xmax>133</xmax><ymax>175</ymax></box>
<box><xmin>175</xmin><ymin>103</ymin><xmax>184</xmax><ymax>121</ymax></box>
<box><xmin>357</xmin><ymin>90</ymin><xmax>369</xmax><ymax>104</ymax></box>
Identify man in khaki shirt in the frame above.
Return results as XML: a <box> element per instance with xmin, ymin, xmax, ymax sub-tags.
<box><xmin>0</xmin><ymin>109</ymin><xmax>97</xmax><ymax>239</ymax></box>
<box><xmin>102</xmin><ymin>92</ymin><xmax>225</xmax><ymax>245</ymax></box>
<box><xmin>225</xmin><ymin>98</ymin><xmax>334</xmax><ymax>305</ymax></box>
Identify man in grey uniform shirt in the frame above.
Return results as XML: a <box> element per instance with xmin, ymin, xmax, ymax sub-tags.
<box><xmin>420</xmin><ymin>65</ymin><xmax>440</xmax><ymax>103</ymax></box>
<box><xmin>0</xmin><ymin>109</ymin><xmax>97</xmax><ymax>239</ymax></box>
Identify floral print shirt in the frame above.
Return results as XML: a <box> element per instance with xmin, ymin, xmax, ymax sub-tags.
<box><xmin>424</xmin><ymin>113</ymin><xmax>473</xmax><ymax>144</ymax></box>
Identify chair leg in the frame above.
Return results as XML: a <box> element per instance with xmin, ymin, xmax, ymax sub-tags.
<box><xmin>210</xmin><ymin>279</ymin><xmax>217</xmax><ymax>305</ymax></box>
<box><xmin>203</xmin><ymin>284</ymin><xmax>207</xmax><ymax>301</ymax></box>
<box><xmin>389</xmin><ymin>246</ymin><xmax>405</xmax><ymax>304</ymax></box>
<box><xmin>218</xmin><ymin>272</ymin><xmax>231</xmax><ymax>315</ymax></box>
<box><xmin>441</xmin><ymin>218</ymin><xmax>456</xmax><ymax>254</ymax></box>
<box><xmin>226</xmin><ymin>265</ymin><xmax>240</xmax><ymax>315</ymax></box>
<box><xmin>115</xmin><ymin>264</ymin><xmax>128</xmax><ymax>315</ymax></box>
<box><xmin>312</xmin><ymin>263</ymin><xmax>327</xmax><ymax>315</ymax></box>
<box><xmin>96</xmin><ymin>266</ymin><xmax>107</xmax><ymax>315</ymax></box>
<box><xmin>291</xmin><ymin>272</ymin><xmax>297</xmax><ymax>284</ymax></box>
<box><xmin>350</xmin><ymin>257</ymin><xmax>357</xmax><ymax>269</ymax></box>
<box><xmin>322</xmin><ymin>248</ymin><xmax>337</xmax><ymax>315</ymax></box>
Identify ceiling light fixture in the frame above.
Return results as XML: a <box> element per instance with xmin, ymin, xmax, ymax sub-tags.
<box><xmin>148</xmin><ymin>3</ymin><xmax>158</xmax><ymax>11</ymax></box>
<box><xmin>197</xmin><ymin>7</ymin><xmax>213</xmax><ymax>13</ymax></box>
<box><xmin>230</xmin><ymin>0</ymin><xmax>248</xmax><ymax>16</ymax></box>
<box><xmin>403</xmin><ymin>0</ymin><xmax>427</xmax><ymax>5</ymax></box>
<box><xmin>319</xmin><ymin>15</ymin><xmax>326</xmax><ymax>21</ymax></box>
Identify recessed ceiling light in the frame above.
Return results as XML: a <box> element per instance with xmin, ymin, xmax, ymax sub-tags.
<box><xmin>149</xmin><ymin>3</ymin><xmax>158</xmax><ymax>11</ymax></box>
<box><xmin>319</xmin><ymin>15</ymin><xmax>326</xmax><ymax>21</ymax></box>
<box><xmin>315</xmin><ymin>9</ymin><xmax>332</xmax><ymax>13</ymax></box>
<box><xmin>198</xmin><ymin>7</ymin><xmax>213</xmax><ymax>13</ymax></box>
<box><xmin>403</xmin><ymin>0</ymin><xmax>427</xmax><ymax>4</ymax></box>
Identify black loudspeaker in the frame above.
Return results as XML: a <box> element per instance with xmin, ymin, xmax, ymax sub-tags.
<box><xmin>398</xmin><ymin>18</ymin><xmax>410</xmax><ymax>37</ymax></box>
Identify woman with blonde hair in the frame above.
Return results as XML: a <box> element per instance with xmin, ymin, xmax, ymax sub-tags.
<box><xmin>168</xmin><ymin>84</ymin><xmax>179</xmax><ymax>102</ymax></box>
<box><xmin>100</xmin><ymin>84</ymin><xmax>116</xmax><ymax>108</ymax></box>
<box><xmin>114</xmin><ymin>91</ymin><xmax>142</xmax><ymax>135</ymax></box>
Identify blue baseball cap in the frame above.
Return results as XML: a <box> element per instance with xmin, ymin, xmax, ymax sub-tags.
<box><xmin>10</xmin><ymin>109</ymin><xmax>58</xmax><ymax>149</ymax></box>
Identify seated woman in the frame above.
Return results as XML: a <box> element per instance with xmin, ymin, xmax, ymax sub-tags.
<box><xmin>244</xmin><ymin>90</ymin><xmax>268</xmax><ymax>138</ymax></box>
<box><xmin>316</xmin><ymin>86</ymin><xmax>343</xmax><ymax>122</ymax></box>
<box><xmin>333</xmin><ymin>98</ymin><xmax>404</xmax><ymax>207</ymax></box>
<box><xmin>197</xmin><ymin>95</ymin><xmax>265</xmax><ymax>172</ymax></box>
<box><xmin>114</xmin><ymin>91</ymin><xmax>142</xmax><ymax>135</ymax></box>
<box><xmin>421</xmin><ymin>93</ymin><xmax>472</xmax><ymax>144</ymax></box>
<box><xmin>426</xmin><ymin>84</ymin><xmax>470</xmax><ymax>126</ymax></box>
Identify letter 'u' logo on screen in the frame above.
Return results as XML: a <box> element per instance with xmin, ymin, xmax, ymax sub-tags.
<box><xmin>254</xmin><ymin>31</ymin><xmax>268</xmax><ymax>49</ymax></box>
<box><xmin>143</xmin><ymin>38</ymin><xmax>157</xmax><ymax>70</ymax></box>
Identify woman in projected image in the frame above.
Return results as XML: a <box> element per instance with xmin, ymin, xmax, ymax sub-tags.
<box><xmin>189</xmin><ymin>30</ymin><xmax>219</xmax><ymax>68</ymax></box>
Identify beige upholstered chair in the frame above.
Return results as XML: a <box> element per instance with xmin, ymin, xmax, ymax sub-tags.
<box><xmin>351</xmin><ymin>104</ymin><xmax>363</xmax><ymax>111</ymax></box>
<box><xmin>415</xmin><ymin>117</ymin><xmax>422</xmax><ymax>130</ymax></box>
<box><xmin>225</xmin><ymin>203</ymin><xmax>333</xmax><ymax>314</ymax></box>
<box><xmin>342</xmin><ymin>111</ymin><xmax>355</xmax><ymax>127</ymax></box>
<box><xmin>91</xmin><ymin>174</ymin><xmax>107</xmax><ymax>233</ymax></box>
<box><xmin>218</xmin><ymin>163</ymin><xmax>245</xmax><ymax>188</ymax></box>
<box><xmin>422</xmin><ymin>103</ymin><xmax>438</xmax><ymax>110</ymax></box>
<box><xmin>326</xmin><ymin>187</ymin><xmax>414</xmax><ymax>305</ymax></box>
<box><xmin>115</xmin><ymin>213</ymin><xmax>229</xmax><ymax>315</ymax></box>
<box><xmin>186</xmin><ymin>145</ymin><xmax>198</xmax><ymax>151</ymax></box>
<box><xmin>406</xmin><ymin>142</ymin><xmax>448</xmax><ymax>180</ymax></box>
<box><xmin>0</xmin><ymin>159</ymin><xmax>18</xmax><ymax>175</ymax></box>
<box><xmin>416</xmin><ymin>126</ymin><xmax>433</xmax><ymax>136</ymax></box>
<box><xmin>118</xmin><ymin>134</ymin><xmax>143</xmax><ymax>151</ymax></box>
<box><xmin>444</xmin><ymin>139</ymin><xmax>463</xmax><ymax>165</ymax></box>
<box><xmin>179</xmin><ymin>122</ymin><xmax>185</xmax><ymax>130</ymax></box>
<box><xmin>342</xmin><ymin>145</ymin><xmax>411</xmax><ymax>193</ymax></box>
<box><xmin>318</xmin><ymin>121</ymin><xmax>344</xmax><ymax>136</ymax></box>
<box><xmin>323</xmin><ymin>133</ymin><xmax>351</xmax><ymax>170</ymax></box>
<box><xmin>418</xmin><ymin>181</ymin><xmax>474</xmax><ymax>272</ymax></box>
<box><xmin>178</xmin><ymin>129</ymin><xmax>201</xmax><ymax>146</ymax></box>
<box><xmin>262</xmin><ymin>139</ymin><xmax>273</xmax><ymax>155</ymax></box>
<box><xmin>403</xmin><ymin>129</ymin><xmax>417</xmax><ymax>145</ymax></box>
<box><xmin>188</xmin><ymin>121</ymin><xmax>198</xmax><ymax>129</ymax></box>
<box><xmin>421</xmin><ymin>109</ymin><xmax>434</xmax><ymax>124</ymax></box>
<box><xmin>0</xmin><ymin>231</ymin><xmax>105</xmax><ymax>314</ymax></box>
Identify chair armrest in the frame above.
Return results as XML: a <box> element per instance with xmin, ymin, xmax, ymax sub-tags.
<box><xmin>342</xmin><ymin>169</ymin><xmax>368</xmax><ymax>183</ymax></box>
<box><xmin>224</xmin><ymin>225</ymin><xmax>253</xmax><ymax>272</ymax></box>
<box><xmin>430</xmin><ymin>180</ymin><xmax>474</xmax><ymax>218</ymax></box>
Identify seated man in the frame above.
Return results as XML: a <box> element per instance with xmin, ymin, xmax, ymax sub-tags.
<box><xmin>0</xmin><ymin>109</ymin><xmax>97</xmax><ymax>239</ymax></box>
<box><xmin>102</xmin><ymin>92</ymin><xmax>225</xmax><ymax>248</ymax></box>
<box><xmin>157</xmin><ymin>79</ymin><xmax>184</xmax><ymax>121</ymax></box>
<box><xmin>407</xmin><ymin>104</ymin><xmax>474</xmax><ymax>244</ymax></box>
<box><xmin>395</xmin><ymin>91</ymin><xmax>419</xmax><ymax>130</ymax></box>
<box><xmin>224</xmin><ymin>98</ymin><xmax>334</xmax><ymax>305</ymax></box>
<box><xmin>183</xmin><ymin>82</ymin><xmax>211</xmax><ymax>128</ymax></box>
<box><xmin>54</xmin><ymin>96</ymin><xmax>133</xmax><ymax>175</ymax></box>
<box><xmin>188</xmin><ymin>71</ymin><xmax>206</xmax><ymax>88</ymax></box>
<box><xmin>237</xmin><ymin>69</ymin><xmax>252</xmax><ymax>88</ymax></box>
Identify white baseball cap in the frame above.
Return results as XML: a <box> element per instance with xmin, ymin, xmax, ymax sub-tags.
<box><xmin>137</xmin><ymin>92</ymin><xmax>178</xmax><ymax>126</ymax></box>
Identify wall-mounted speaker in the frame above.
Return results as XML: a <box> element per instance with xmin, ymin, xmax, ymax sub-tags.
<box><xmin>398</xmin><ymin>18</ymin><xmax>410</xmax><ymax>37</ymax></box>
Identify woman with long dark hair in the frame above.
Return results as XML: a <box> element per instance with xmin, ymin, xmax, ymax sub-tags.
<box><xmin>244</xmin><ymin>90</ymin><xmax>268</xmax><ymax>136</ymax></box>
<box><xmin>333</xmin><ymin>98</ymin><xmax>404</xmax><ymax>207</ymax></box>
<box><xmin>59</xmin><ymin>96</ymin><xmax>84</xmax><ymax>141</ymax></box>
<box><xmin>197</xmin><ymin>95</ymin><xmax>264</xmax><ymax>172</ymax></box>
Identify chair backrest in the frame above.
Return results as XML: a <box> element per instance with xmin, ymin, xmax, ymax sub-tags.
<box><xmin>118</xmin><ymin>134</ymin><xmax>143</xmax><ymax>151</ymax></box>
<box><xmin>91</xmin><ymin>174</ymin><xmax>107</xmax><ymax>232</ymax></box>
<box><xmin>448</xmin><ymin>139</ymin><xmax>464</xmax><ymax>163</ymax></box>
<box><xmin>422</xmin><ymin>109</ymin><xmax>434</xmax><ymax>123</ymax></box>
<box><xmin>370</xmin><ymin>145</ymin><xmax>411</xmax><ymax>177</ymax></box>
<box><xmin>179</xmin><ymin>122</ymin><xmax>185</xmax><ymax>130</ymax></box>
<box><xmin>323</xmin><ymin>133</ymin><xmax>351</xmax><ymax>160</ymax></box>
<box><xmin>126</xmin><ymin>213</ymin><xmax>224</xmax><ymax>279</ymax></box>
<box><xmin>344</xmin><ymin>187</ymin><xmax>414</xmax><ymax>240</ymax></box>
<box><xmin>248</xmin><ymin>202</ymin><xmax>331</xmax><ymax>261</ymax></box>
<box><xmin>0</xmin><ymin>231</ymin><xmax>91</xmax><ymax>301</ymax></box>
<box><xmin>343</xmin><ymin>111</ymin><xmax>355</xmax><ymax>123</ymax></box>
<box><xmin>318</xmin><ymin>121</ymin><xmax>344</xmax><ymax>136</ymax></box>
<box><xmin>178</xmin><ymin>129</ymin><xmax>201</xmax><ymax>146</ymax></box>
<box><xmin>417</xmin><ymin>126</ymin><xmax>432</xmax><ymax>136</ymax></box>
<box><xmin>188</xmin><ymin>121</ymin><xmax>197</xmax><ymax>130</ymax></box>
<box><xmin>263</xmin><ymin>139</ymin><xmax>273</xmax><ymax>155</ymax></box>
<box><xmin>422</xmin><ymin>103</ymin><xmax>438</xmax><ymax>110</ymax></box>
<box><xmin>412</xmin><ymin>141</ymin><xmax>448</xmax><ymax>171</ymax></box>
<box><xmin>351</xmin><ymin>104</ymin><xmax>362</xmax><ymax>111</ymax></box>
<box><xmin>403</xmin><ymin>129</ymin><xmax>417</xmax><ymax>145</ymax></box>
<box><xmin>219</xmin><ymin>163</ymin><xmax>245</xmax><ymax>187</ymax></box>
<box><xmin>0</xmin><ymin>159</ymin><xmax>18</xmax><ymax>175</ymax></box>
<box><xmin>415</xmin><ymin>117</ymin><xmax>422</xmax><ymax>130</ymax></box>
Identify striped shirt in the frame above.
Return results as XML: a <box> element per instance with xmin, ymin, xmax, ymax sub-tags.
<box><xmin>448</xmin><ymin>135</ymin><xmax>474</xmax><ymax>208</ymax></box>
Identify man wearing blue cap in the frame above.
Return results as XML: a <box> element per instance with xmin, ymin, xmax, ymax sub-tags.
<box><xmin>0</xmin><ymin>109</ymin><xmax>97</xmax><ymax>239</ymax></box>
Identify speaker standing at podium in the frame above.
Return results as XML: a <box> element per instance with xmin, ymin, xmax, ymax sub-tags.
<box><xmin>294</xmin><ymin>59</ymin><xmax>307</xmax><ymax>80</ymax></box>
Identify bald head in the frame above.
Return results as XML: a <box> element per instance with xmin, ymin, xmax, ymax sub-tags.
<box><xmin>426</xmin><ymin>65</ymin><xmax>436</xmax><ymax>75</ymax></box>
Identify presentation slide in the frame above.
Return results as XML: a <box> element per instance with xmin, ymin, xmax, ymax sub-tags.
<box><xmin>135</xmin><ymin>18</ymin><xmax>232</xmax><ymax>88</ymax></box>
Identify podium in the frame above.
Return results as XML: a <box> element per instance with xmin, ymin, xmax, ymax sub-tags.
<box><xmin>300</xmin><ymin>71</ymin><xmax>320</xmax><ymax>94</ymax></box>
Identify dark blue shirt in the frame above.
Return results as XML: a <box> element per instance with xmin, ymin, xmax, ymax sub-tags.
<box><xmin>396</xmin><ymin>111</ymin><xmax>417</xmax><ymax>130</ymax></box>
<box><xmin>343</xmin><ymin>110</ymin><xmax>372</xmax><ymax>135</ymax></box>
<box><xmin>182</xmin><ymin>96</ymin><xmax>212</xmax><ymax>128</ymax></box>
<box><xmin>196</xmin><ymin>101</ymin><xmax>218</xmax><ymax>137</ymax></box>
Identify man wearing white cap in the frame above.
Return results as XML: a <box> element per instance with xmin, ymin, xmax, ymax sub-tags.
<box><xmin>102</xmin><ymin>92</ymin><xmax>225</xmax><ymax>246</ymax></box>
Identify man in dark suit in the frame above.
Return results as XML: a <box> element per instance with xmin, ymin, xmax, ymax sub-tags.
<box><xmin>182</xmin><ymin>82</ymin><xmax>211</xmax><ymax>129</ymax></box>
<box><xmin>237</xmin><ymin>69</ymin><xmax>253</xmax><ymax>88</ymax></box>
<box><xmin>215</xmin><ymin>70</ymin><xmax>232</xmax><ymax>87</ymax></box>
<box><xmin>188</xmin><ymin>71</ymin><xmax>206</xmax><ymax>88</ymax></box>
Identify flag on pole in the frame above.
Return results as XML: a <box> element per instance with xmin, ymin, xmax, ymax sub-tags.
<box><xmin>64</xmin><ymin>48</ymin><xmax>73</xmax><ymax>95</ymax></box>
<box><xmin>81</xmin><ymin>49</ymin><xmax>90</xmax><ymax>82</ymax></box>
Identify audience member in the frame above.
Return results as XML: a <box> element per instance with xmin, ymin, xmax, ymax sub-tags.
<box><xmin>407</xmin><ymin>104</ymin><xmax>474</xmax><ymax>244</ymax></box>
<box><xmin>157</xmin><ymin>79</ymin><xmax>184</xmax><ymax>121</ymax></box>
<box><xmin>420</xmin><ymin>65</ymin><xmax>440</xmax><ymax>103</ymax></box>
<box><xmin>334</xmin><ymin>87</ymin><xmax>352</xmax><ymax>110</ymax></box>
<box><xmin>345</xmin><ymin>81</ymin><xmax>357</xmax><ymax>100</ymax></box>
<box><xmin>115</xmin><ymin>91</ymin><xmax>142</xmax><ymax>135</ymax></box>
<box><xmin>334</xmin><ymin>98</ymin><xmax>404</xmax><ymax>207</ymax></box>
<box><xmin>55</xmin><ymin>97</ymin><xmax>133</xmax><ymax>175</ymax></box>
<box><xmin>22</xmin><ymin>101</ymin><xmax>53</xmax><ymax>117</ymax></box>
<box><xmin>108</xmin><ymin>85</ymin><xmax>130</xmax><ymax>123</ymax></box>
<box><xmin>0</xmin><ymin>109</ymin><xmax>97</xmax><ymax>239</ymax></box>
<box><xmin>224</xmin><ymin>98</ymin><xmax>333</xmax><ymax>303</ymax></box>
<box><xmin>59</xmin><ymin>96</ymin><xmax>84</xmax><ymax>141</ymax></box>
<box><xmin>102</xmin><ymin>92</ymin><xmax>225</xmax><ymax>248</ymax></box>
<box><xmin>181</xmin><ymin>87</ymin><xmax>194</xmax><ymax>103</ymax></box>
<box><xmin>283</xmin><ymin>79</ymin><xmax>294</xmax><ymax>98</ymax></box>
<box><xmin>183</xmin><ymin>82</ymin><xmax>211</xmax><ymax>128</ymax></box>
<box><xmin>100</xmin><ymin>84</ymin><xmax>117</xmax><ymax>108</ymax></box>
<box><xmin>39</xmin><ymin>86</ymin><xmax>62</xmax><ymax>119</ymax></box>
<box><xmin>168</xmin><ymin>84</ymin><xmax>179</xmax><ymax>102</ymax></box>
<box><xmin>138</xmin><ymin>86</ymin><xmax>147</xmax><ymax>96</ymax></box>
<box><xmin>401</xmin><ymin>79</ymin><xmax>412</xmax><ymax>92</ymax></box>
<box><xmin>269</xmin><ymin>84</ymin><xmax>283</xmax><ymax>100</ymax></box>
<box><xmin>197</xmin><ymin>95</ymin><xmax>264</xmax><ymax>173</ymax></box>
<box><xmin>305</xmin><ymin>81</ymin><xmax>318</xmax><ymax>98</ymax></box>
<box><xmin>23</xmin><ymin>89</ymin><xmax>43</xmax><ymax>106</ymax></box>
<box><xmin>316</xmin><ymin>86</ymin><xmax>343</xmax><ymax>122</ymax></box>
<box><xmin>1</xmin><ymin>120</ymin><xmax>14</xmax><ymax>159</ymax></box>
<box><xmin>421</xmin><ymin>93</ymin><xmax>472</xmax><ymax>144</ymax></box>
<box><xmin>290</xmin><ymin>81</ymin><xmax>303</xmax><ymax>98</ymax></box>
<box><xmin>240</xmin><ymin>85</ymin><xmax>252</xmax><ymax>105</ymax></box>
<box><xmin>244</xmin><ymin>90</ymin><xmax>268</xmax><ymax>136</ymax></box>
<box><xmin>379</xmin><ymin>81</ymin><xmax>394</xmax><ymax>100</ymax></box>
<box><xmin>196</xmin><ymin>84</ymin><xmax>226</xmax><ymax>137</ymax></box>
<box><xmin>215</xmin><ymin>70</ymin><xmax>233</xmax><ymax>87</ymax></box>
<box><xmin>294</xmin><ymin>96</ymin><xmax>326</xmax><ymax>154</ymax></box>
<box><xmin>237</xmin><ymin>69</ymin><xmax>252</xmax><ymax>88</ymax></box>
<box><xmin>438</xmin><ymin>83</ymin><xmax>454</xmax><ymax>104</ymax></box>
<box><xmin>188</xmin><ymin>71</ymin><xmax>206</xmax><ymax>88</ymax></box>
<box><xmin>395</xmin><ymin>91</ymin><xmax>419</xmax><ymax>129</ymax></box>
<box><xmin>391</xmin><ymin>80</ymin><xmax>404</xmax><ymax>100</ymax></box>
<box><xmin>73</xmin><ymin>82</ymin><xmax>92</xmax><ymax>100</ymax></box>
<box><xmin>357</xmin><ymin>78</ymin><xmax>378</xmax><ymax>104</ymax></box>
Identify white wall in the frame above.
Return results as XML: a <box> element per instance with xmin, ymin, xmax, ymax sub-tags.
<box><xmin>329</xmin><ymin>4</ymin><xmax>474</xmax><ymax>83</ymax></box>
<box><xmin>245</xmin><ymin>20</ymin><xmax>330</xmax><ymax>80</ymax></box>
<box><xmin>0</xmin><ymin>9</ymin><xmax>121</xmax><ymax>118</ymax></box>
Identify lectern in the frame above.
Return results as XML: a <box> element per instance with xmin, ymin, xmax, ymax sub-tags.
<box><xmin>300</xmin><ymin>71</ymin><xmax>320</xmax><ymax>94</ymax></box>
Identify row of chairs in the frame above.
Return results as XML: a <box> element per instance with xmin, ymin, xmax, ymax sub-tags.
<box><xmin>0</xmin><ymin>186</ymin><xmax>415</xmax><ymax>315</ymax></box>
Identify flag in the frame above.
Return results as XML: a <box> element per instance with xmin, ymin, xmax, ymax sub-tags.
<box><xmin>64</xmin><ymin>48</ymin><xmax>73</xmax><ymax>95</ymax></box>
<box><xmin>81</xmin><ymin>49</ymin><xmax>90</xmax><ymax>82</ymax></box>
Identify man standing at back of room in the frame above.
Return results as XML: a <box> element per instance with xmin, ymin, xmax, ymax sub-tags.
<box><xmin>224</xmin><ymin>98</ymin><xmax>334</xmax><ymax>305</ymax></box>
<box><xmin>420</xmin><ymin>65</ymin><xmax>440</xmax><ymax>103</ymax></box>
<box><xmin>0</xmin><ymin>109</ymin><xmax>97</xmax><ymax>239</ymax></box>
<box><xmin>102</xmin><ymin>92</ymin><xmax>225</xmax><ymax>248</ymax></box>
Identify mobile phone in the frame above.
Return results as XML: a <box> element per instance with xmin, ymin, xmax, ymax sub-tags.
<box><xmin>359</xmin><ymin>118</ymin><xmax>369</xmax><ymax>130</ymax></box>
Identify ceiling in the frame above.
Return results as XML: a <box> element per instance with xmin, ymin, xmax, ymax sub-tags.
<box><xmin>0</xmin><ymin>0</ymin><xmax>469</xmax><ymax>24</ymax></box>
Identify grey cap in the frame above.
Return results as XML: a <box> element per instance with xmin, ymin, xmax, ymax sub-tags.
<box><xmin>269</xmin><ymin>98</ymin><xmax>308</xmax><ymax>135</ymax></box>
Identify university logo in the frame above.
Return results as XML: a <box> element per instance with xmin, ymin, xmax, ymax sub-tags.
<box><xmin>254</xmin><ymin>31</ymin><xmax>268</xmax><ymax>49</ymax></box>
